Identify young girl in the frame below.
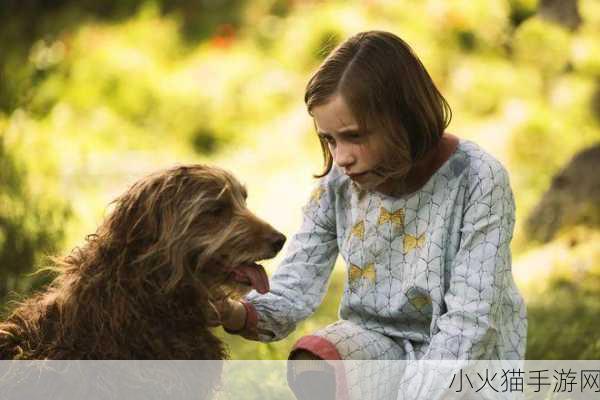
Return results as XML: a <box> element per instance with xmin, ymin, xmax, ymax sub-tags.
<box><xmin>219</xmin><ymin>30</ymin><xmax>527</xmax><ymax>399</ymax></box>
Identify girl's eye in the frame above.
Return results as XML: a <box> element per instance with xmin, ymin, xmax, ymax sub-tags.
<box><xmin>321</xmin><ymin>136</ymin><xmax>335</xmax><ymax>145</ymax></box>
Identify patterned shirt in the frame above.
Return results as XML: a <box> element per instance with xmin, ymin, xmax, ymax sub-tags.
<box><xmin>243</xmin><ymin>138</ymin><xmax>527</xmax><ymax>361</ymax></box>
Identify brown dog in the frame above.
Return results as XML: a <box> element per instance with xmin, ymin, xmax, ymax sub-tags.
<box><xmin>0</xmin><ymin>164</ymin><xmax>285</xmax><ymax>360</ymax></box>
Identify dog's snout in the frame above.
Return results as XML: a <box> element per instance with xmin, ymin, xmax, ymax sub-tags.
<box><xmin>268</xmin><ymin>232</ymin><xmax>286</xmax><ymax>253</ymax></box>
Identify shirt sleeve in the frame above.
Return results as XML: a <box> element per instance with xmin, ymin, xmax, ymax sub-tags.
<box><xmin>397</xmin><ymin>159</ymin><xmax>525</xmax><ymax>399</ymax></box>
<box><xmin>232</xmin><ymin>177</ymin><xmax>340</xmax><ymax>342</ymax></box>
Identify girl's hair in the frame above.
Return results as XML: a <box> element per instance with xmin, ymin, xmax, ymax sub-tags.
<box><xmin>305</xmin><ymin>30</ymin><xmax>452</xmax><ymax>178</ymax></box>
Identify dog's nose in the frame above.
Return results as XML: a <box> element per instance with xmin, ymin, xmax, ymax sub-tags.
<box><xmin>268</xmin><ymin>232</ymin><xmax>286</xmax><ymax>253</ymax></box>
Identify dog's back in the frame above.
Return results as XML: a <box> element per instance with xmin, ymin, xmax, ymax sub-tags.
<box><xmin>0</xmin><ymin>292</ymin><xmax>62</xmax><ymax>359</ymax></box>
<box><xmin>1</xmin><ymin>296</ymin><xmax>228</xmax><ymax>359</ymax></box>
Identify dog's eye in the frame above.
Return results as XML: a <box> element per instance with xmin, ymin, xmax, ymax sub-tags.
<box><xmin>210</xmin><ymin>202</ymin><xmax>229</xmax><ymax>217</ymax></box>
<box><xmin>211</xmin><ymin>205</ymin><xmax>225</xmax><ymax>216</ymax></box>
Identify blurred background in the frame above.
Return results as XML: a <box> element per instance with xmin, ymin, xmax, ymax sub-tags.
<box><xmin>0</xmin><ymin>0</ymin><xmax>598</xmax><ymax>360</ymax></box>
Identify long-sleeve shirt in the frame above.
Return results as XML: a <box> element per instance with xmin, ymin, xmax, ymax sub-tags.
<box><xmin>238</xmin><ymin>138</ymin><xmax>527</xmax><ymax>364</ymax></box>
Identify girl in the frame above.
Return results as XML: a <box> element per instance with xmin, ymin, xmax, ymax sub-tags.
<box><xmin>219</xmin><ymin>30</ymin><xmax>527</xmax><ymax>399</ymax></box>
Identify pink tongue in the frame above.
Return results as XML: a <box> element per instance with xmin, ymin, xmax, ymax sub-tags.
<box><xmin>232</xmin><ymin>263</ymin><xmax>270</xmax><ymax>294</ymax></box>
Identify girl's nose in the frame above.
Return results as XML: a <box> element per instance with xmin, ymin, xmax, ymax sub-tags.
<box><xmin>333</xmin><ymin>144</ymin><xmax>355</xmax><ymax>168</ymax></box>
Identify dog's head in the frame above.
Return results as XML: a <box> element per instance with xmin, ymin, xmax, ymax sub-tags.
<box><xmin>98</xmin><ymin>164</ymin><xmax>285</xmax><ymax>306</ymax></box>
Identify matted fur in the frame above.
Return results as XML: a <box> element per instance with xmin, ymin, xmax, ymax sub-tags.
<box><xmin>0</xmin><ymin>164</ymin><xmax>285</xmax><ymax>359</ymax></box>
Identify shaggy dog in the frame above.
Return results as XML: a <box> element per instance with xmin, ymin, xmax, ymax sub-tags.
<box><xmin>0</xmin><ymin>164</ymin><xmax>285</xmax><ymax>360</ymax></box>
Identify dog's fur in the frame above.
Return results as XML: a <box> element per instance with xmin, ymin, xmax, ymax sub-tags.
<box><xmin>0</xmin><ymin>164</ymin><xmax>285</xmax><ymax>359</ymax></box>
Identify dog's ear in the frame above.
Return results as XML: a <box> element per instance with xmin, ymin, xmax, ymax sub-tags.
<box><xmin>105</xmin><ymin>171</ymin><xmax>186</xmax><ymax>249</ymax></box>
<box><xmin>105</xmin><ymin>187</ymin><xmax>155</xmax><ymax>245</ymax></box>
<box><xmin>91</xmin><ymin>174</ymin><xmax>177</xmax><ymax>291</ymax></box>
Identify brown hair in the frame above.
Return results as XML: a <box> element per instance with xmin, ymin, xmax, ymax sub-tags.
<box><xmin>305</xmin><ymin>30</ymin><xmax>452</xmax><ymax>178</ymax></box>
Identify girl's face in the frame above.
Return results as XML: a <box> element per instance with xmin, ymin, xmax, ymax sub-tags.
<box><xmin>312</xmin><ymin>95</ymin><xmax>388</xmax><ymax>191</ymax></box>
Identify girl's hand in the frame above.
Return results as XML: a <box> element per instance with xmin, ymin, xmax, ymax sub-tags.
<box><xmin>209</xmin><ymin>298</ymin><xmax>247</xmax><ymax>332</ymax></box>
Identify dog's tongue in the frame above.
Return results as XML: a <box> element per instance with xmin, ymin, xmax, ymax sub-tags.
<box><xmin>232</xmin><ymin>263</ymin><xmax>270</xmax><ymax>294</ymax></box>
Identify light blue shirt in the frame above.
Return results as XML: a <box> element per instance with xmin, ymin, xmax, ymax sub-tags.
<box><xmin>246</xmin><ymin>138</ymin><xmax>527</xmax><ymax>361</ymax></box>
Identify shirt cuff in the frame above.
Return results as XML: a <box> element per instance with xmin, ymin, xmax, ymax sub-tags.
<box><xmin>223</xmin><ymin>299</ymin><xmax>259</xmax><ymax>340</ymax></box>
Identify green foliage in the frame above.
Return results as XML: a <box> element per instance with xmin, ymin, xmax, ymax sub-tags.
<box><xmin>512</xmin><ymin>17</ymin><xmax>572</xmax><ymax>80</ymax></box>
<box><xmin>0</xmin><ymin>133</ymin><xmax>69</xmax><ymax>314</ymax></box>
<box><xmin>448</xmin><ymin>56</ymin><xmax>543</xmax><ymax>116</ymax></box>
<box><xmin>508</xmin><ymin>73</ymin><xmax>599</xmax><ymax>225</ymax></box>
<box><xmin>507</xmin><ymin>0</ymin><xmax>538</xmax><ymax>28</ymax></box>
<box><xmin>15</xmin><ymin>6</ymin><xmax>294</xmax><ymax>157</ymax></box>
<box><xmin>265</xmin><ymin>6</ymin><xmax>350</xmax><ymax>73</ymax></box>
<box><xmin>509</xmin><ymin>107</ymin><xmax>565</xmax><ymax>210</ymax></box>
<box><xmin>571</xmin><ymin>25</ymin><xmax>600</xmax><ymax>76</ymax></box>
<box><xmin>527</xmin><ymin>282</ymin><xmax>600</xmax><ymax>359</ymax></box>
<box><xmin>435</xmin><ymin>0</ymin><xmax>511</xmax><ymax>51</ymax></box>
<box><xmin>0</xmin><ymin>0</ymin><xmax>248</xmax><ymax>114</ymax></box>
<box><xmin>525</xmin><ymin>229</ymin><xmax>600</xmax><ymax>359</ymax></box>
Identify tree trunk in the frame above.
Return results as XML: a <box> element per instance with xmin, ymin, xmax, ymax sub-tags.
<box><xmin>538</xmin><ymin>0</ymin><xmax>582</xmax><ymax>31</ymax></box>
<box><xmin>526</xmin><ymin>144</ymin><xmax>600</xmax><ymax>243</ymax></box>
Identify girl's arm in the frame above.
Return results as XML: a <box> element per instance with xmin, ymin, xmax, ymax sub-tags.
<box><xmin>427</xmin><ymin>161</ymin><xmax>524</xmax><ymax>360</ymax></box>
<box><xmin>225</xmin><ymin>177</ymin><xmax>340</xmax><ymax>342</ymax></box>
<box><xmin>398</xmin><ymin>158</ymin><xmax>526</xmax><ymax>399</ymax></box>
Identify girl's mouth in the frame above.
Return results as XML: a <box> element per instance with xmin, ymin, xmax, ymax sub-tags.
<box><xmin>348</xmin><ymin>171</ymin><xmax>369</xmax><ymax>180</ymax></box>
